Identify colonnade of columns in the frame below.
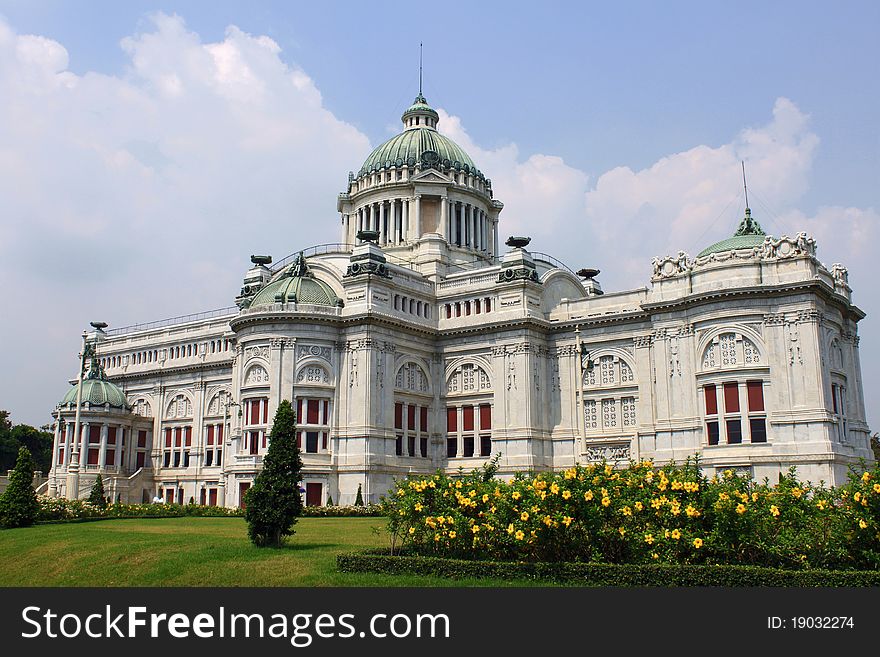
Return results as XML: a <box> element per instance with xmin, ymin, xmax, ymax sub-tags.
<box><xmin>446</xmin><ymin>200</ymin><xmax>493</xmax><ymax>254</ymax></box>
<box><xmin>55</xmin><ymin>418</ymin><xmax>148</xmax><ymax>474</ymax></box>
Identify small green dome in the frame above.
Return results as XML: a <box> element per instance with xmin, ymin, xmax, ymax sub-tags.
<box><xmin>61</xmin><ymin>378</ymin><xmax>129</xmax><ymax>409</ymax></box>
<box><xmin>698</xmin><ymin>208</ymin><xmax>767</xmax><ymax>257</ymax></box>
<box><xmin>358</xmin><ymin>94</ymin><xmax>483</xmax><ymax>179</ymax></box>
<box><xmin>250</xmin><ymin>253</ymin><xmax>340</xmax><ymax>307</ymax></box>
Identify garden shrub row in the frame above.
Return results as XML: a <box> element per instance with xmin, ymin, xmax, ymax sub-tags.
<box><xmin>336</xmin><ymin>550</ymin><xmax>880</xmax><ymax>586</ymax></box>
<box><xmin>380</xmin><ymin>457</ymin><xmax>880</xmax><ymax>570</ymax></box>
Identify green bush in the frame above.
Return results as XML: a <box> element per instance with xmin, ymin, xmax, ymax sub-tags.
<box><xmin>87</xmin><ymin>474</ymin><xmax>107</xmax><ymax>509</ymax></box>
<box><xmin>355</xmin><ymin>483</ymin><xmax>364</xmax><ymax>507</ymax></box>
<box><xmin>244</xmin><ymin>400</ymin><xmax>303</xmax><ymax>547</ymax></box>
<box><xmin>337</xmin><ymin>550</ymin><xmax>880</xmax><ymax>586</ymax></box>
<box><xmin>300</xmin><ymin>504</ymin><xmax>383</xmax><ymax>518</ymax></box>
<box><xmin>35</xmin><ymin>497</ymin><xmax>243</xmax><ymax>522</ymax></box>
<box><xmin>380</xmin><ymin>459</ymin><xmax>880</xmax><ymax>570</ymax></box>
<box><xmin>0</xmin><ymin>447</ymin><xmax>40</xmax><ymax>528</ymax></box>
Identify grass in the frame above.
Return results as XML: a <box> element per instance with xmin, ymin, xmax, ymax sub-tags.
<box><xmin>0</xmin><ymin>517</ymin><xmax>547</xmax><ymax>587</ymax></box>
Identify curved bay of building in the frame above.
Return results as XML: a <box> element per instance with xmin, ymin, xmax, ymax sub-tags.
<box><xmin>48</xmin><ymin>94</ymin><xmax>872</xmax><ymax>507</ymax></box>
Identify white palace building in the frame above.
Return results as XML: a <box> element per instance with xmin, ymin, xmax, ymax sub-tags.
<box><xmin>48</xmin><ymin>92</ymin><xmax>872</xmax><ymax>507</ymax></box>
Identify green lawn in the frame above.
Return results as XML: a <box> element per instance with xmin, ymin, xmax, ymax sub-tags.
<box><xmin>0</xmin><ymin>517</ymin><xmax>545</xmax><ymax>587</ymax></box>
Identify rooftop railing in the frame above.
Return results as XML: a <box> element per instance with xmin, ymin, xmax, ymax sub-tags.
<box><xmin>104</xmin><ymin>306</ymin><xmax>239</xmax><ymax>337</ymax></box>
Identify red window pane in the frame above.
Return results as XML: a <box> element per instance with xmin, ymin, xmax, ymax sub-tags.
<box><xmin>87</xmin><ymin>448</ymin><xmax>99</xmax><ymax>465</ymax></box>
<box><xmin>480</xmin><ymin>404</ymin><xmax>492</xmax><ymax>430</ymax></box>
<box><xmin>408</xmin><ymin>405</ymin><xmax>416</xmax><ymax>431</ymax></box>
<box><xmin>323</xmin><ymin>400</ymin><xmax>329</xmax><ymax>424</ymax></box>
<box><xmin>307</xmin><ymin>400</ymin><xmax>319</xmax><ymax>424</ymax></box>
<box><xmin>105</xmin><ymin>449</ymin><xmax>115</xmax><ymax>465</ymax></box>
<box><xmin>207</xmin><ymin>425</ymin><xmax>214</xmax><ymax>446</ymax></box>
<box><xmin>89</xmin><ymin>425</ymin><xmax>101</xmax><ymax>444</ymax></box>
<box><xmin>185</xmin><ymin>426</ymin><xmax>192</xmax><ymax>446</ymax></box>
<box><xmin>108</xmin><ymin>427</ymin><xmax>117</xmax><ymax>445</ymax></box>
<box><xmin>136</xmin><ymin>452</ymin><xmax>145</xmax><ymax>469</ymax></box>
<box><xmin>463</xmin><ymin>406</ymin><xmax>474</xmax><ymax>432</ymax></box>
<box><xmin>174</xmin><ymin>428</ymin><xmax>182</xmax><ymax>447</ymax></box>
<box><xmin>217</xmin><ymin>424</ymin><xmax>223</xmax><ymax>442</ymax></box>
<box><xmin>747</xmin><ymin>381</ymin><xmax>764</xmax><ymax>412</ymax></box>
<box><xmin>704</xmin><ymin>385</ymin><xmax>718</xmax><ymax>415</ymax></box>
<box><xmin>138</xmin><ymin>430</ymin><xmax>147</xmax><ymax>448</ymax></box>
<box><xmin>296</xmin><ymin>431</ymin><xmax>302</xmax><ymax>449</ymax></box>
<box><xmin>165</xmin><ymin>429</ymin><xmax>172</xmax><ymax>448</ymax></box>
<box><xmin>262</xmin><ymin>399</ymin><xmax>268</xmax><ymax>424</ymax></box>
<box><xmin>322</xmin><ymin>432</ymin><xmax>327</xmax><ymax>450</ymax></box>
<box><xmin>723</xmin><ymin>383</ymin><xmax>739</xmax><ymax>413</ymax></box>
<box><xmin>296</xmin><ymin>399</ymin><xmax>303</xmax><ymax>422</ymax></box>
<box><xmin>394</xmin><ymin>403</ymin><xmax>403</xmax><ymax>430</ymax></box>
<box><xmin>420</xmin><ymin>406</ymin><xmax>428</xmax><ymax>432</ymax></box>
<box><xmin>57</xmin><ymin>449</ymin><xmax>64</xmax><ymax>465</ymax></box>
<box><xmin>446</xmin><ymin>407</ymin><xmax>457</xmax><ymax>433</ymax></box>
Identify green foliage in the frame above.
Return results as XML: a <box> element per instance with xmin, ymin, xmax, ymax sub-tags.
<box><xmin>35</xmin><ymin>496</ymin><xmax>243</xmax><ymax>521</ymax></box>
<box><xmin>0</xmin><ymin>447</ymin><xmax>40</xmax><ymax>528</ymax></box>
<box><xmin>337</xmin><ymin>551</ymin><xmax>880</xmax><ymax>586</ymax></box>
<box><xmin>244</xmin><ymin>400</ymin><xmax>303</xmax><ymax>547</ymax></box>
<box><xmin>87</xmin><ymin>474</ymin><xmax>107</xmax><ymax>509</ymax></box>
<box><xmin>0</xmin><ymin>411</ymin><xmax>53</xmax><ymax>474</ymax></box>
<box><xmin>379</xmin><ymin>459</ymin><xmax>880</xmax><ymax>570</ymax></box>
<box><xmin>326</xmin><ymin>495</ymin><xmax>334</xmax><ymax>506</ymax></box>
<box><xmin>301</xmin><ymin>504</ymin><xmax>383</xmax><ymax>518</ymax></box>
<box><xmin>355</xmin><ymin>483</ymin><xmax>364</xmax><ymax>507</ymax></box>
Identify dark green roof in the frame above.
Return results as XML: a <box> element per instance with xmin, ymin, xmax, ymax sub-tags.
<box><xmin>698</xmin><ymin>208</ymin><xmax>767</xmax><ymax>257</ymax></box>
<box><xmin>250</xmin><ymin>253</ymin><xmax>340</xmax><ymax>307</ymax></box>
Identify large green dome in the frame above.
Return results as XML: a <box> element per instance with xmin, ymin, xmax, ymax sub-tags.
<box><xmin>61</xmin><ymin>377</ymin><xmax>128</xmax><ymax>409</ymax></box>
<box><xmin>698</xmin><ymin>208</ymin><xmax>767</xmax><ymax>257</ymax></box>
<box><xmin>250</xmin><ymin>253</ymin><xmax>341</xmax><ymax>307</ymax></box>
<box><xmin>357</xmin><ymin>93</ymin><xmax>484</xmax><ymax>180</ymax></box>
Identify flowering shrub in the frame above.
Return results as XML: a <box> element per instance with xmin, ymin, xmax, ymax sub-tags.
<box><xmin>301</xmin><ymin>504</ymin><xmax>383</xmax><ymax>518</ymax></box>
<box><xmin>35</xmin><ymin>497</ymin><xmax>242</xmax><ymax>522</ymax></box>
<box><xmin>381</xmin><ymin>459</ymin><xmax>880</xmax><ymax>570</ymax></box>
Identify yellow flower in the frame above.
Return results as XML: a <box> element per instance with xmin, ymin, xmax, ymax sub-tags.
<box><xmin>873</xmin><ymin>483</ymin><xmax>880</xmax><ymax>494</ymax></box>
<box><xmin>446</xmin><ymin>516</ymin><xmax>454</xmax><ymax>524</ymax></box>
<box><xmin>634</xmin><ymin>501</ymin><xmax>643</xmax><ymax>511</ymax></box>
<box><xmin>816</xmin><ymin>499</ymin><xmax>828</xmax><ymax>510</ymax></box>
<box><xmin>650</xmin><ymin>498</ymin><xmax>662</xmax><ymax>510</ymax></box>
<box><xmin>408</xmin><ymin>527</ymin><xmax>415</xmax><ymax>534</ymax></box>
<box><xmin>671</xmin><ymin>529</ymin><xmax>681</xmax><ymax>540</ymax></box>
<box><xmin>531</xmin><ymin>505</ymin><xmax>539</xmax><ymax>513</ymax></box>
<box><xmin>718</xmin><ymin>492</ymin><xmax>729</xmax><ymax>501</ymax></box>
<box><xmin>736</xmin><ymin>503</ymin><xmax>747</xmax><ymax>514</ymax></box>
<box><xmin>539</xmin><ymin>491</ymin><xmax>547</xmax><ymax>500</ymax></box>
<box><xmin>448</xmin><ymin>531</ymin><xmax>456</xmax><ymax>539</ymax></box>
<box><xmin>752</xmin><ymin>492</ymin><xmax>759</xmax><ymax>502</ymax></box>
<box><xmin>671</xmin><ymin>480</ymin><xmax>682</xmax><ymax>491</ymax></box>
<box><xmin>515</xmin><ymin>530</ymin><xmax>525</xmax><ymax>540</ymax></box>
<box><xmin>644</xmin><ymin>533</ymin><xmax>654</xmax><ymax>545</ymax></box>
<box><xmin>693</xmin><ymin>538</ymin><xmax>703</xmax><ymax>549</ymax></box>
<box><xmin>507</xmin><ymin>523</ymin><xmax>515</xmax><ymax>535</ymax></box>
<box><xmin>618</xmin><ymin>527</ymin><xmax>626</xmax><ymax>536</ymax></box>
<box><xmin>770</xmin><ymin>505</ymin><xmax>780</xmax><ymax>517</ymax></box>
<box><xmin>434</xmin><ymin>534</ymin><xmax>440</xmax><ymax>542</ymax></box>
<box><xmin>562</xmin><ymin>490</ymin><xmax>572</xmax><ymax>500</ymax></box>
<box><xmin>469</xmin><ymin>489</ymin><xmax>476</xmax><ymax>498</ymax></box>
<box><xmin>685</xmin><ymin>505</ymin><xmax>700</xmax><ymax>518</ymax></box>
<box><xmin>399</xmin><ymin>510</ymin><xmax>405</xmax><ymax>516</ymax></box>
<box><xmin>601</xmin><ymin>497</ymin><xmax>611</xmax><ymax>507</ymax></box>
<box><xmin>651</xmin><ymin>552</ymin><xmax>659</xmax><ymax>560</ymax></box>
<box><xmin>564</xmin><ymin>468</ymin><xmax>576</xmax><ymax>480</ymax></box>
<box><xmin>862</xmin><ymin>471</ymin><xmax>872</xmax><ymax>483</ymax></box>
<box><xmin>562</xmin><ymin>516</ymin><xmax>572</xmax><ymax>527</ymax></box>
<box><xmin>543</xmin><ymin>516</ymin><xmax>553</xmax><ymax>527</ymax></box>
<box><xmin>791</xmin><ymin>487</ymin><xmax>802</xmax><ymax>498</ymax></box>
<box><xmin>584</xmin><ymin>490</ymin><xmax>594</xmax><ymax>501</ymax></box>
<box><xmin>512</xmin><ymin>491</ymin><xmax>522</xmax><ymax>500</ymax></box>
<box><xmin>724</xmin><ymin>469</ymin><xmax>733</xmax><ymax>479</ymax></box>
<box><xmin>414</xmin><ymin>503</ymin><xmax>423</xmax><ymax>512</ymax></box>
<box><xmin>482</xmin><ymin>494</ymin><xmax>489</xmax><ymax>503</ymax></box>
<box><xmin>471</xmin><ymin>525</ymin><xmax>480</xmax><ymax>534</ymax></box>
<box><xmin>621</xmin><ymin>506</ymin><xmax>632</xmax><ymax>516</ymax></box>
<box><xmin>859</xmin><ymin>519</ymin><xmax>868</xmax><ymax>529</ymax></box>
<box><xmin>397</xmin><ymin>488</ymin><xmax>404</xmax><ymax>496</ymax></box>
<box><xmin>854</xmin><ymin>492</ymin><xmax>862</xmax><ymax>502</ymax></box>
<box><xmin>520</xmin><ymin>511</ymin><xmax>529</xmax><ymax>521</ymax></box>
<box><xmin>605</xmin><ymin>464</ymin><xmax>613</xmax><ymax>475</ymax></box>
<box><xmin>550</xmin><ymin>483</ymin><xmax>560</xmax><ymax>495</ymax></box>
<box><xmin>645</xmin><ymin>472</ymin><xmax>654</xmax><ymax>483</ymax></box>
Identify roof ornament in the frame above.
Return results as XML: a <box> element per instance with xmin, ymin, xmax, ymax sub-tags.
<box><xmin>419</xmin><ymin>42</ymin><xmax>423</xmax><ymax>97</ymax></box>
<box><xmin>290</xmin><ymin>252</ymin><xmax>312</xmax><ymax>278</ymax></box>
<box><xmin>733</xmin><ymin>161</ymin><xmax>765</xmax><ymax>237</ymax></box>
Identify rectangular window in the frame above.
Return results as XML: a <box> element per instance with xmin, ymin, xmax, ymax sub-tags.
<box><xmin>108</xmin><ymin>427</ymin><xmax>117</xmax><ymax>446</ymax></box>
<box><xmin>183</xmin><ymin>451</ymin><xmax>190</xmax><ymax>468</ymax></box>
<box><xmin>420</xmin><ymin>437</ymin><xmax>428</xmax><ymax>458</ymax></box>
<box><xmin>723</xmin><ymin>383</ymin><xmax>739</xmax><ymax>413</ymax></box>
<box><xmin>249</xmin><ymin>431</ymin><xmax>259</xmax><ymax>455</ymax></box>
<box><xmin>163</xmin><ymin>452</ymin><xmax>171</xmax><ymax>467</ymax></box>
<box><xmin>306</xmin><ymin>431</ymin><xmax>319</xmax><ymax>453</ymax></box>
<box><xmin>446</xmin><ymin>407</ymin><xmax>457</xmax><ymax>433</ymax></box>
<box><xmin>707</xmin><ymin>421</ymin><xmax>719</xmax><ymax>446</ymax></box>
<box><xmin>296</xmin><ymin>399</ymin><xmax>303</xmax><ymax>422</ymax></box>
<box><xmin>138</xmin><ymin>430</ymin><xmax>147</xmax><ymax>448</ymax></box>
<box><xmin>205</xmin><ymin>451</ymin><xmax>213</xmax><ymax>467</ymax></box>
<box><xmin>217</xmin><ymin>424</ymin><xmax>223</xmax><ymax>443</ymax></box>
<box><xmin>447</xmin><ymin>438</ymin><xmax>457</xmax><ymax>458</ymax></box>
<box><xmin>307</xmin><ymin>400</ymin><xmax>319</xmax><ymax>425</ymax></box>
<box><xmin>750</xmin><ymin>418</ymin><xmax>767</xmax><ymax>443</ymax></box>
<box><xmin>408</xmin><ymin>435</ymin><xmax>416</xmax><ymax>457</ymax></box>
<box><xmin>747</xmin><ymin>381</ymin><xmax>764</xmax><ymax>412</ymax></box>
<box><xmin>165</xmin><ymin>428</ymin><xmax>172</xmax><ymax>448</ymax></box>
<box><xmin>207</xmin><ymin>425</ymin><xmax>214</xmax><ymax>446</ymax></box>
<box><xmin>88</xmin><ymin>448</ymin><xmax>99</xmax><ymax>465</ymax></box>
<box><xmin>704</xmin><ymin>384</ymin><xmax>718</xmax><ymax>415</ymax></box>
<box><xmin>136</xmin><ymin>452</ymin><xmax>146</xmax><ymax>469</ymax></box>
<box><xmin>463</xmin><ymin>405</ymin><xmax>474</xmax><ymax>431</ymax></box>
<box><xmin>407</xmin><ymin>405</ymin><xmax>416</xmax><ymax>431</ymax></box>
<box><xmin>184</xmin><ymin>426</ymin><xmax>192</xmax><ymax>447</ymax></box>
<box><xmin>296</xmin><ymin>431</ymin><xmax>302</xmax><ymax>450</ymax></box>
<box><xmin>105</xmin><ymin>449</ymin><xmax>115</xmax><ymax>465</ymax></box>
<box><xmin>208</xmin><ymin>489</ymin><xmax>218</xmax><ymax>506</ymax></box>
<box><xmin>395</xmin><ymin>435</ymin><xmax>403</xmax><ymax>456</ymax></box>
<box><xmin>323</xmin><ymin>400</ymin><xmax>329</xmax><ymax>424</ymax></box>
<box><xmin>463</xmin><ymin>436</ymin><xmax>474</xmax><ymax>458</ymax></box>
<box><xmin>89</xmin><ymin>425</ymin><xmax>101</xmax><ymax>444</ymax></box>
<box><xmin>394</xmin><ymin>403</ymin><xmax>403</xmax><ymax>429</ymax></box>
<box><xmin>173</xmin><ymin>452</ymin><xmax>181</xmax><ymax>467</ymax></box>
<box><xmin>174</xmin><ymin>428</ymin><xmax>182</xmax><ymax>447</ymax></box>
<box><xmin>480</xmin><ymin>404</ymin><xmax>492</xmax><ymax>430</ymax></box>
<box><xmin>480</xmin><ymin>435</ymin><xmax>492</xmax><ymax>457</ymax></box>
<box><xmin>216</xmin><ymin>449</ymin><xmax>222</xmax><ymax>464</ymax></box>
<box><xmin>262</xmin><ymin>400</ymin><xmax>268</xmax><ymax>424</ymax></box>
<box><xmin>726</xmin><ymin>419</ymin><xmax>743</xmax><ymax>444</ymax></box>
<box><xmin>57</xmin><ymin>448</ymin><xmax>64</xmax><ymax>465</ymax></box>
<box><xmin>420</xmin><ymin>406</ymin><xmax>428</xmax><ymax>432</ymax></box>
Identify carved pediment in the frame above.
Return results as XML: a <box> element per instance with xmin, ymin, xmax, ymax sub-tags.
<box><xmin>411</xmin><ymin>169</ymin><xmax>452</xmax><ymax>184</ymax></box>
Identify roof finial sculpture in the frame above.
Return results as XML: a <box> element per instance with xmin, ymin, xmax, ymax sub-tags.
<box><xmin>733</xmin><ymin>161</ymin><xmax>764</xmax><ymax>237</ymax></box>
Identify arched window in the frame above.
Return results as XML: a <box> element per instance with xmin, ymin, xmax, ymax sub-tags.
<box><xmin>701</xmin><ymin>332</ymin><xmax>761</xmax><ymax>370</ymax></box>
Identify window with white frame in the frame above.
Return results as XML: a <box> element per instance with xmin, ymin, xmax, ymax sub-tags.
<box><xmin>582</xmin><ymin>354</ymin><xmax>638</xmax><ymax>437</ymax></box>
<box><xmin>242</xmin><ymin>397</ymin><xmax>268</xmax><ymax>455</ymax></box>
<box><xmin>445</xmin><ymin>362</ymin><xmax>493</xmax><ymax>458</ymax></box>
<box><xmin>703</xmin><ymin>380</ymin><xmax>767</xmax><ymax>445</ymax></box>
<box><xmin>295</xmin><ymin>398</ymin><xmax>331</xmax><ymax>454</ymax></box>
<box><xmin>394</xmin><ymin>401</ymin><xmax>430</xmax><ymax>457</ymax></box>
<box><xmin>701</xmin><ymin>331</ymin><xmax>761</xmax><ymax>370</ymax></box>
<box><xmin>831</xmin><ymin>381</ymin><xmax>848</xmax><ymax>442</ymax></box>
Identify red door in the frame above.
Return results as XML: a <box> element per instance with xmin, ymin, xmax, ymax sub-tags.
<box><xmin>209</xmin><ymin>489</ymin><xmax>218</xmax><ymax>507</ymax></box>
<box><xmin>239</xmin><ymin>482</ymin><xmax>251</xmax><ymax>509</ymax></box>
<box><xmin>306</xmin><ymin>483</ymin><xmax>322</xmax><ymax>507</ymax></box>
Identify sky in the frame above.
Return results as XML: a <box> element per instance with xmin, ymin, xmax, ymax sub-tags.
<box><xmin>0</xmin><ymin>1</ymin><xmax>878</xmax><ymax>428</ymax></box>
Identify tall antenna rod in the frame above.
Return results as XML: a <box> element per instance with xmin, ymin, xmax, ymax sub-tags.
<box><xmin>741</xmin><ymin>160</ymin><xmax>749</xmax><ymax>210</ymax></box>
<box><xmin>419</xmin><ymin>42</ymin><xmax>423</xmax><ymax>95</ymax></box>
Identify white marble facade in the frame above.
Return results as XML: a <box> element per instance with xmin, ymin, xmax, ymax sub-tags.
<box><xmin>48</xmin><ymin>95</ymin><xmax>872</xmax><ymax>507</ymax></box>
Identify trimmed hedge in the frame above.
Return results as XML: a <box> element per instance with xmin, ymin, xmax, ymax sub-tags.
<box><xmin>337</xmin><ymin>550</ymin><xmax>880</xmax><ymax>586</ymax></box>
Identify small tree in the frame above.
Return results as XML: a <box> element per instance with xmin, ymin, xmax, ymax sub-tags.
<box><xmin>245</xmin><ymin>400</ymin><xmax>303</xmax><ymax>547</ymax></box>
<box><xmin>326</xmin><ymin>495</ymin><xmax>334</xmax><ymax>506</ymax></box>
<box><xmin>355</xmin><ymin>483</ymin><xmax>364</xmax><ymax>506</ymax></box>
<box><xmin>0</xmin><ymin>446</ymin><xmax>39</xmax><ymax>528</ymax></box>
<box><xmin>88</xmin><ymin>474</ymin><xmax>107</xmax><ymax>508</ymax></box>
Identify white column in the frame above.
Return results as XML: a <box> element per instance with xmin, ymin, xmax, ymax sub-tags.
<box><xmin>367</xmin><ymin>204</ymin><xmax>374</xmax><ymax>233</ymax></box>
<box><xmin>493</xmin><ymin>217</ymin><xmax>499</xmax><ymax>257</ymax></box>
<box><xmin>468</xmin><ymin>204</ymin><xmax>475</xmax><ymax>249</ymax></box>
<box><xmin>403</xmin><ymin>198</ymin><xmax>410</xmax><ymax>241</ymax></box>
<box><xmin>415</xmin><ymin>195</ymin><xmax>422</xmax><ymax>238</ymax></box>
<box><xmin>99</xmin><ymin>423</ymin><xmax>108</xmax><ymax>468</ymax></box>
<box><xmin>341</xmin><ymin>214</ymin><xmax>348</xmax><ymax>243</ymax></box>
<box><xmin>379</xmin><ymin>201</ymin><xmax>386</xmax><ymax>245</ymax></box>
<box><xmin>482</xmin><ymin>212</ymin><xmax>487</xmax><ymax>252</ymax></box>
<box><xmin>115</xmin><ymin>426</ymin><xmax>123</xmax><ymax>468</ymax></box>
<box><xmin>80</xmin><ymin>422</ymin><xmax>89</xmax><ymax>466</ymax></box>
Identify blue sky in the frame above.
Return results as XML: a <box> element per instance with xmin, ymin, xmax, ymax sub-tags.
<box><xmin>0</xmin><ymin>1</ymin><xmax>878</xmax><ymax>427</ymax></box>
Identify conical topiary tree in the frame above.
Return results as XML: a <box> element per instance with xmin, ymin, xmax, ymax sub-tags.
<box><xmin>245</xmin><ymin>399</ymin><xmax>303</xmax><ymax>547</ymax></box>
<box><xmin>354</xmin><ymin>483</ymin><xmax>364</xmax><ymax>506</ymax></box>
<box><xmin>88</xmin><ymin>473</ymin><xmax>107</xmax><ymax>508</ymax></box>
<box><xmin>326</xmin><ymin>495</ymin><xmax>334</xmax><ymax>506</ymax></box>
<box><xmin>0</xmin><ymin>446</ymin><xmax>39</xmax><ymax>528</ymax></box>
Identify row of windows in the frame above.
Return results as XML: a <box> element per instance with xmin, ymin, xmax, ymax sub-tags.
<box><xmin>584</xmin><ymin>397</ymin><xmax>637</xmax><ymax>431</ymax></box>
<box><xmin>704</xmin><ymin>381</ymin><xmax>766</xmax><ymax>445</ymax></box>
<box><xmin>57</xmin><ymin>427</ymin><xmax>148</xmax><ymax>469</ymax></box>
<box><xmin>393</xmin><ymin>295</ymin><xmax>431</xmax><ymax>318</ymax></box>
<box><xmin>446</xmin><ymin>404</ymin><xmax>492</xmax><ymax>458</ymax></box>
<box><xmin>444</xmin><ymin>297</ymin><xmax>493</xmax><ymax>319</ymax></box>
<box><xmin>355</xmin><ymin>162</ymin><xmax>487</xmax><ymax>193</ymax></box>
<box><xmin>101</xmin><ymin>339</ymin><xmax>233</xmax><ymax>370</ymax></box>
<box><xmin>395</xmin><ymin>402</ymin><xmax>429</xmax><ymax>457</ymax></box>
